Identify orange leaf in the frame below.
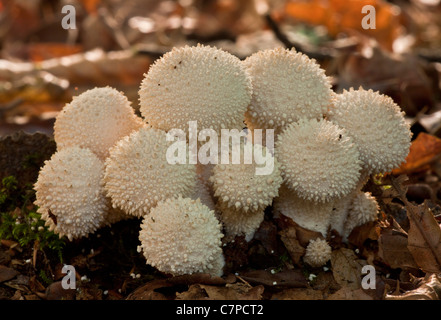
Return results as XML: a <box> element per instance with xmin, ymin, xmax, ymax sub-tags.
<box><xmin>392</xmin><ymin>133</ymin><xmax>441</xmax><ymax>175</ymax></box>
<box><xmin>282</xmin><ymin>0</ymin><xmax>402</xmax><ymax>50</ymax></box>
<box><xmin>28</xmin><ymin>43</ymin><xmax>83</xmax><ymax>62</ymax></box>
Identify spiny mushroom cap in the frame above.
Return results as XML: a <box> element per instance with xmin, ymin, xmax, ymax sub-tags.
<box><xmin>275</xmin><ymin>118</ymin><xmax>362</xmax><ymax>203</ymax></box>
<box><xmin>210</xmin><ymin>142</ymin><xmax>282</xmax><ymax>212</ymax></box>
<box><xmin>54</xmin><ymin>86</ymin><xmax>144</xmax><ymax>160</ymax></box>
<box><xmin>216</xmin><ymin>201</ymin><xmax>265</xmax><ymax>242</ymax></box>
<box><xmin>343</xmin><ymin>191</ymin><xmax>379</xmax><ymax>239</ymax></box>
<box><xmin>243</xmin><ymin>47</ymin><xmax>332</xmax><ymax>133</ymax></box>
<box><xmin>103</xmin><ymin>127</ymin><xmax>196</xmax><ymax>217</ymax></box>
<box><xmin>327</xmin><ymin>87</ymin><xmax>412</xmax><ymax>174</ymax></box>
<box><xmin>139</xmin><ymin>44</ymin><xmax>252</xmax><ymax>134</ymax></box>
<box><xmin>34</xmin><ymin>146</ymin><xmax>108</xmax><ymax>241</ymax></box>
<box><xmin>138</xmin><ymin>197</ymin><xmax>224</xmax><ymax>277</ymax></box>
<box><xmin>303</xmin><ymin>238</ymin><xmax>332</xmax><ymax>267</ymax></box>
<box><xmin>273</xmin><ymin>184</ymin><xmax>333</xmax><ymax>236</ymax></box>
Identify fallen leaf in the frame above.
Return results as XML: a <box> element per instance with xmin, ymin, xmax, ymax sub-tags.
<box><xmin>198</xmin><ymin>283</ymin><xmax>264</xmax><ymax>300</ymax></box>
<box><xmin>271</xmin><ymin>288</ymin><xmax>324</xmax><ymax>300</ymax></box>
<box><xmin>392</xmin><ymin>133</ymin><xmax>441</xmax><ymax>175</ymax></box>
<box><xmin>0</xmin><ymin>265</ymin><xmax>19</xmax><ymax>283</ymax></box>
<box><xmin>330</xmin><ymin>248</ymin><xmax>366</xmax><ymax>289</ymax></box>
<box><xmin>377</xmin><ymin>216</ymin><xmax>419</xmax><ymax>269</ymax></box>
<box><xmin>278</xmin><ymin>226</ymin><xmax>305</xmax><ymax>265</ymax></box>
<box><xmin>283</xmin><ymin>0</ymin><xmax>403</xmax><ymax>50</ymax></box>
<box><xmin>239</xmin><ymin>269</ymin><xmax>308</xmax><ymax>288</ymax></box>
<box><xmin>28</xmin><ymin>43</ymin><xmax>83</xmax><ymax>62</ymax></box>
<box><xmin>391</xmin><ymin>176</ymin><xmax>441</xmax><ymax>273</ymax></box>
<box><xmin>326</xmin><ymin>286</ymin><xmax>373</xmax><ymax>300</ymax></box>
<box><xmin>385</xmin><ymin>273</ymin><xmax>441</xmax><ymax>300</ymax></box>
<box><xmin>175</xmin><ymin>284</ymin><xmax>209</xmax><ymax>300</ymax></box>
<box><xmin>347</xmin><ymin>220</ymin><xmax>381</xmax><ymax>248</ymax></box>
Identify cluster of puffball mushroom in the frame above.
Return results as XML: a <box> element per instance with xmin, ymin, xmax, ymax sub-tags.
<box><xmin>34</xmin><ymin>45</ymin><xmax>412</xmax><ymax>276</ymax></box>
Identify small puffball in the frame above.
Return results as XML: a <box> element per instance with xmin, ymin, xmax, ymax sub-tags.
<box><xmin>303</xmin><ymin>238</ymin><xmax>332</xmax><ymax>268</ymax></box>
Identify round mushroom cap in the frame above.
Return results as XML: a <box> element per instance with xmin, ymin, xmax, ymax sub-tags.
<box><xmin>103</xmin><ymin>127</ymin><xmax>196</xmax><ymax>217</ymax></box>
<box><xmin>34</xmin><ymin>146</ymin><xmax>108</xmax><ymax>241</ymax></box>
<box><xmin>139</xmin><ymin>44</ymin><xmax>252</xmax><ymax>134</ymax></box>
<box><xmin>273</xmin><ymin>184</ymin><xmax>333</xmax><ymax>236</ymax></box>
<box><xmin>243</xmin><ymin>47</ymin><xmax>332</xmax><ymax>133</ymax></box>
<box><xmin>343</xmin><ymin>191</ymin><xmax>379</xmax><ymax>239</ymax></box>
<box><xmin>275</xmin><ymin>118</ymin><xmax>362</xmax><ymax>203</ymax></box>
<box><xmin>210</xmin><ymin>142</ymin><xmax>282</xmax><ymax>213</ymax></box>
<box><xmin>303</xmin><ymin>238</ymin><xmax>332</xmax><ymax>267</ymax></box>
<box><xmin>327</xmin><ymin>87</ymin><xmax>412</xmax><ymax>174</ymax></box>
<box><xmin>54</xmin><ymin>86</ymin><xmax>144</xmax><ymax>160</ymax></box>
<box><xmin>138</xmin><ymin>197</ymin><xmax>224</xmax><ymax>277</ymax></box>
<box><xmin>216</xmin><ymin>201</ymin><xmax>265</xmax><ymax>242</ymax></box>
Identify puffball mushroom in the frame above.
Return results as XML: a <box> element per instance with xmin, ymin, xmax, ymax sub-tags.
<box><xmin>138</xmin><ymin>197</ymin><xmax>225</xmax><ymax>277</ymax></box>
<box><xmin>216</xmin><ymin>201</ymin><xmax>265</xmax><ymax>242</ymax></box>
<box><xmin>34</xmin><ymin>146</ymin><xmax>108</xmax><ymax>241</ymax></box>
<box><xmin>273</xmin><ymin>184</ymin><xmax>333</xmax><ymax>236</ymax></box>
<box><xmin>275</xmin><ymin>118</ymin><xmax>362</xmax><ymax>203</ymax></box>
<box><xmin>303</xmin><ymin>238</ymin><xmax>332</xmax><ymax>267</ymax></box>
<box><xmin>103</xmin><ymin>127</ymin><xmax>196</xmax><ymax>217</ymax></box>
<box><xmin>243</xmin><ymin>47</ymin><xmax>332</xmax><ymax>133</ymax></box>
<box><xmin>343</xmin><ymin>191</ymin><xmax>379</xmax><ymax>240</ymax></box>
<box><xmin>210</xmin><ymin>142</ymin><xmax>282</xmax><ymax>213</ymax></box>
<box><xmin>139</xmin><ymin>44</ymin><xmax>252</xmax><ymax>135</ymax></box>
<box><xmin>327</xmin><ymin>87</ymin><xmax>412</xmax><ymax>174</ymax></box>
<box><xmin>54</xmin><ymin>86</ymin><xmax>144</xmax><ymax>160</ymax></box>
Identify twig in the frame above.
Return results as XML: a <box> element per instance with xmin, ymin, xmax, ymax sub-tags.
<box><xmin>264</xmin><ymin>13</ymin><xmax>336</xmax><ymax>61</ymax></box>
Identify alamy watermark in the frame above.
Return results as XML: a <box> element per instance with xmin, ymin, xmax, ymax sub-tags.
<box><xmin>166</xmin><ymin>121</ymin><xmax>275</xmax><ymax>176</ymax></box>
<box><xmin>61</xmin><ymin>5</ymin><xmax>76</xmax><ymax>30</ymax></box>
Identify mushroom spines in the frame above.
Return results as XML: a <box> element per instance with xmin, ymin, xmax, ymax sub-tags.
<box><xmin>139</xmin><ymin>44</ymin><xmax>252</xmax><ymax>135</ymax></box>
<box><xmin>275</xmin><ymin>118</ymin><xmax>362</xmax><ymax>203</ymax></box>
<box><xmin>34</xmin><ymin>146</ymin><xmax>108</xmax><ymax>241</ymax></box>
<box><xmin>54</xmin><ymin>86</ymin><xmax>144</xmax><ymax>160</ymax></box>
<box><xmin>210</xmin><ymin>142</ymin><xmax>282</xmax><ymax>213</ymax></box>
<box><xmin>138</xmin><ymin>197</ymin><xmax>224</xmax><ymax>276</ymax></box>
<box><xmin>243</xmin><ymin>47</ymin><xmax>332</xmax><ymax>133</ymax></box>
<box><xmin>328</xmin><ymin>87</ymin><xmax>412</xmax><ymax>174</ymax></box>
<box><xmin>103</xmin><ymin>126</ymin><xmax>196</xmax><ymax>217</ymax></box>
<box><xmin>303</xmin><ymin>238</ymin><xmax>332</xmax><ymax>267</ymax></box>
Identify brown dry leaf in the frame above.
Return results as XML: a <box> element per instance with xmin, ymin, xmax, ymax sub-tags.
<box><xmin>125</xmin><ymin>279</ymin><xmax>171</xmax><ymax>300</ymax></box>
<box><xmin>28</xmin><ymin>43</ymin><xmax>84</xmax><ymax>62</ymax></box>
<box><xmin>392</xmin><ymin>133</ymin><xmax>441</xmax><ymax>175</ymax></box>
<box><xmin>377</xmin><ymin>216</ymin><xmax>419</xmax><ymax>269</ymax></box>
<box><xmin>326</xmin><ymin>286</ymin><xmax>373</xmax><ymax>300</ymax></box>
<box><xmin>283</xmin><ymin>0</ymin><xmax>403</xmax><ymax>50</ymax></box>
<box><xmin>278</xmin><ymin>226</ymin><xmax>305</xmax><ymax>265</ymax></box>
<box><xmin>385</xmin><ymin>273</ymin><xmax>441</xmax><ymax>300</ymax></box>
<box><xmin>335</xmin><ymin>40</ymin><xmax>438</xmax><ymax>117</ymax></box>
<box><xmin>175</xmin><ymin>284</ymin><xmax>209</xmax><ymax>300</ymax></box>
<box><xmin>198</xmin><ymin>283</ymin><xmax>264</xmax><ymax>300</ymax></box>
<box><xmin>330</xmin><ymin>248</ymin><xmax>366</xmax><ymax>289</ymax></box>
<box><xmin>239</xmin><ymin>269</ymin><xmax>308</xmax><ymax>288</ymax></box>
<box><xmin>79</xmin><ymin>0</ymin><xmax>101</xmax><ymax>15</ymax></box>
<box><xmin>347</xmin><ymin>221</ymin><xmax>381</xmax><ymax>248</ymax></box>
<box><xmin>391</xmin><ymin>176</ymin><xmax>441</xmax><ymax>273</ymax></box>
<box><xmin>275</xmin><ymin>213</ymin><xmax>324</xmax><ymax>247</ymax></box>
<box><xmin>271</xmin><ymin>288</ymin><xmax>324</xmax><ymax>300</ymax></box>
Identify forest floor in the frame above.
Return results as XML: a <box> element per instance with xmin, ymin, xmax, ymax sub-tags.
<box><xmin>1</xmin><ymin>0</ymin><xmax>441</xmax><ymax>301</ymax></box>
